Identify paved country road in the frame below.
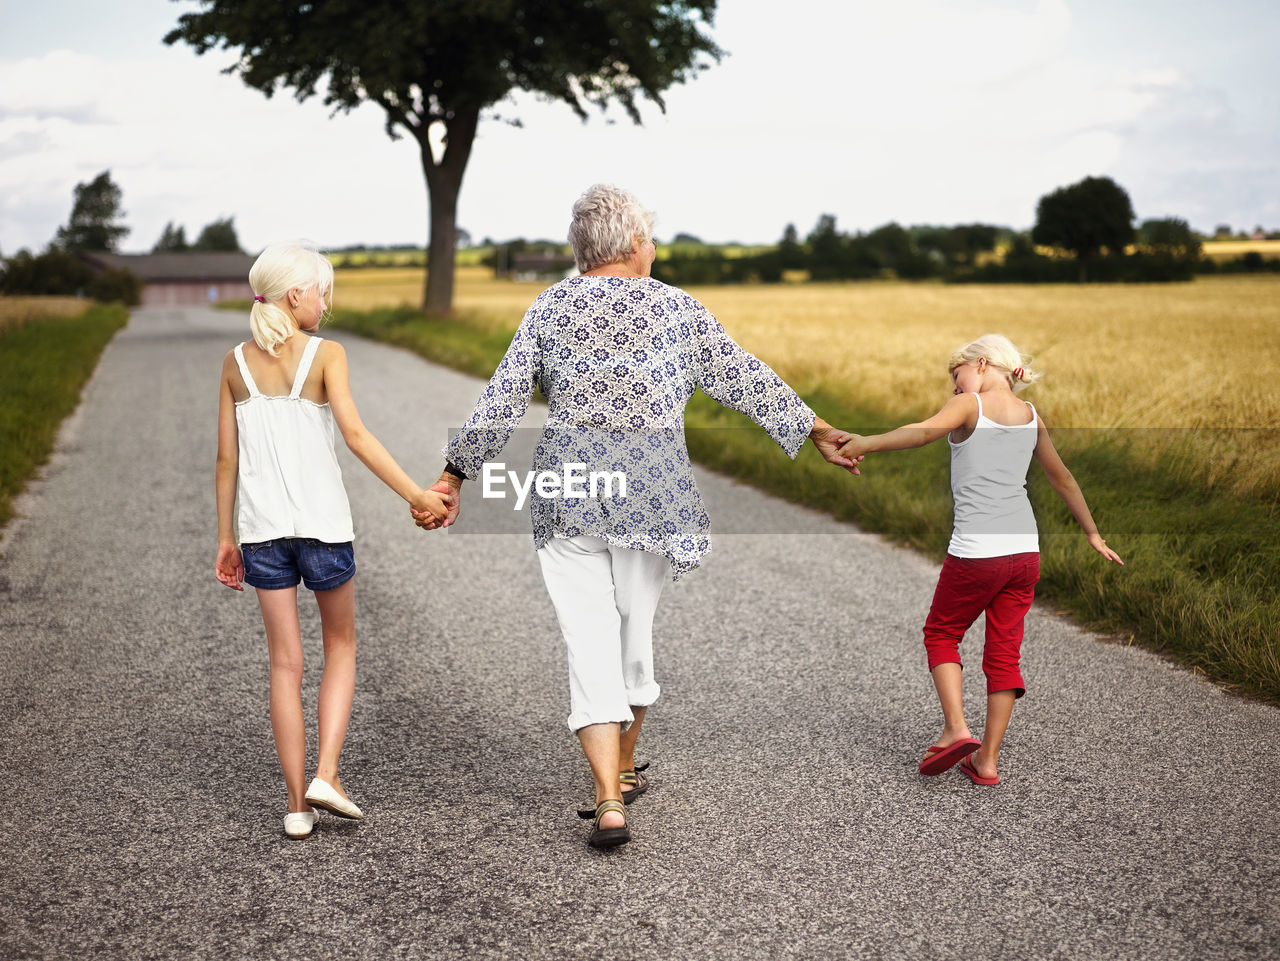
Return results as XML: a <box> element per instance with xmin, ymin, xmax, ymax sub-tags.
<box><xmin>2</xmin><ymin>306</ymin><xmax>1276</xmax><ymax>961</ymax></box>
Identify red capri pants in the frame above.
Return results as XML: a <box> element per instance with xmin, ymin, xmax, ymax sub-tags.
<box><xmin>922</xmin><ymin>552</ymin><xmax>1040</xmax><ymax>698</ymax></box>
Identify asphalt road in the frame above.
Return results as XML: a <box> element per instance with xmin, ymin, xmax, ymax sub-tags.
<box><xmin>1</xmin><ymin>305</ymin><xmax>1276</xmax><ymax>961</ymax></box>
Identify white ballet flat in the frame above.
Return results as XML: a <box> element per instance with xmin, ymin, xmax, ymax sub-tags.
<box><xmin>283</xmin><ymin>810</ymin><xmax>317</xmax><ymax>839</ymax></box>
<box><xmin>304</xmin><ymin>777</ymin><xmax>364</xmax><ymax>820</ymax></box>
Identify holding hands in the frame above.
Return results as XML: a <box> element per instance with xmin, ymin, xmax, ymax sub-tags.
<box><xmin>411</xmin><ymin>472</ymin><xmax>462</xmax><ymax>530</ymax></box>
<box><xmin>834</xmin><ymin>433</ymin><xmax>871</xmax><ymax>462</ymax></box>
<box><xmin>408</xmin><ymin>417</ymin><xmax>861</xmax><ymax>536</ymax></box>
<box><xmin>410</xmin><ymin>481</ymin><xmax>457</xmax><ymax>530</ymax></box>
<box><xmin>810</xmin><ymin>417</ymin><xmax>863</xmax><ymax>474</ymax></box>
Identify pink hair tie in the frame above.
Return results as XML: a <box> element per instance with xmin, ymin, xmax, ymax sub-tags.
<box><xmin>253</xmin><ymin>295</ymin><xmax>266</xmax><ymax>303</ymax></box>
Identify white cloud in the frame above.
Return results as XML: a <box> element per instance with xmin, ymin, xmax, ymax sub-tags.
<box><xmin>1</xmin><ymin>0</ymin><xmax>1277</xmax><ymax>254</ymax></box>
<box><xmin>0</xmin><ymin>49</ymin><xmax>428</xmax><ymax>253</ymax></box>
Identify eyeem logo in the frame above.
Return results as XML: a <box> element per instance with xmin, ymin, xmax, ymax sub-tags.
<box><xmin>481</xmin><ymin>463</ymin><xmax>627</xmax><ymax>510</ymax></box>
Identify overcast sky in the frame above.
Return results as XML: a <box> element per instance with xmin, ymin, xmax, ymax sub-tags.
<box><xmin>2</xmin><ymin>0</ymin><xmax>1276</xmax><ymax>254</ymax></box>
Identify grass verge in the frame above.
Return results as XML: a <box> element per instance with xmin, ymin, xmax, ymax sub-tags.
<box><xmin>0</xmin><ymin>303</ymin><xmax>129</xmax><ymax>530</ymax></box>
<box><xmin>330</xmin><ymin>306</ymin><xmax>1280</xmax><ymax>705</ymax></box>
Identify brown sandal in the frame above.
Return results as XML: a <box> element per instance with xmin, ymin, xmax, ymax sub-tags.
<box><xmin>620</xmin><ymin>768</ymin><xmax>648</xmax><ymax>803</ymax></box>
<box><xmin>586</xmin><ymin>799</ymin><xmax>631</xmax><ymax>848</ymax></box>
<box><xmin>577</xmin><ymin>761</ymin><xmax>651</xmax><ymax>817</ymax></box>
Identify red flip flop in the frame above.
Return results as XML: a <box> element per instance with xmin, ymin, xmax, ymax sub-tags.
<box><xmin>918</xmin><ymin>737</ymin><xmax>981</xmax><ymax>775</ymax></box>
<box><xmin>958</xmin><ymin>755</ymin><xmax>1000</xmax><ymax>785</ymax></box>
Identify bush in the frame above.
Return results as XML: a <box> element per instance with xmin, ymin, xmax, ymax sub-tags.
<box><xmin>1</xmin><ymin>249</ymin><xmax>141</xmax><ymax>303</ymax></box>
<box><xmin>953</xmin><ymin>246</ymin><xmax>1199</xmax><ymax>284</ymax></box>
<box><xmin>1</xmin><ymin>249</ymin><xmax>93</xmax><ymax>296</ymax></box>
<box><xmin>86</xmin><ymin>267</ymin><xmax>142</xmax><ymax>305</ymax></box>
<box><xmin>1208</xmin><ymin>252</ymin><xmax>1280</xmax><ymax>274</ymax></box>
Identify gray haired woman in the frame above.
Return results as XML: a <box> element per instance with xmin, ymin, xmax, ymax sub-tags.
<box><xmin>416</xmin><ymin>184</ymin><xmax>859</xmax><ymax>848</ymax></box>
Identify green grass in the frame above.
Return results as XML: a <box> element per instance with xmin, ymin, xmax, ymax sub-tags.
<box><xmin>0</xmin><ymin>303</ymin><xmax>129</xmax><ymax>529</ymax></box>
<box><xmin>330</xmin><ymin>307</ymin><xmax>1280</xmax><ymax>705</ymax></box>
<box><xmin>330</xmin><ymin>306</ymin><xmax>523</xmax><ymax>380</ymax></box>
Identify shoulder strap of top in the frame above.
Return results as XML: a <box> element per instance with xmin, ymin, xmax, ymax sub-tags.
<box><xmin>972</xmin><ymin>392</ymin><xmax>984</xmax><ymax>421</ymax></box>
<box><xmin>233</xmin><ymin>343</ymin><xmax>261</xmax><ymax>398</ymax></box>
<box><xmin>289</xmin><ymin>336</ymin><xmax>323</xmax><ymax>398</ymax></box>
<box><xmin>1025</xmin><ymin>401</ymin><xmax>1037</xmax><ymax>425</ymax></box>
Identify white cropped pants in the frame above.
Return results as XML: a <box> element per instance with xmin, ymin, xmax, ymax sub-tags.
<box><xmin>536</xmin><ymin>535</ymin><xmax>670</xmax><ymax>732</ymax></box>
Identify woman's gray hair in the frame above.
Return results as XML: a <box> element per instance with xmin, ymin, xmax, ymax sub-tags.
<box><xmin>567</xmin><ymin>184</ymin><xmax>655</xmax><ymax>272</ymax></box>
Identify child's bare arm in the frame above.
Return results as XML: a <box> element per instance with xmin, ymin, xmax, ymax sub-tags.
<box><xmin>1033</xmin><ymin>418</ymin><xmax>1123</xmax><ymax>565</ymax></box>
<box><xmin>322</xmin><ymin>341</ymin><xmax>436</xmax><ymax>507</ymax></box>
<box><xmin>215</xmin><ymin>353</ymin><xmax>245</xmax><ymax>589</ymax></box>
<box><xmin>838</xmin><ymin>394</ymin><xmax>978</xmax><ymax>459</ymax></box>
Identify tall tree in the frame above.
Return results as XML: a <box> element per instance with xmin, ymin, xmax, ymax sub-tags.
<box><xmin>54</xmin><ymin>170</ymin><xmax>129</xmax><ymax>252</ymax></box>
<box><xmin>806</xmin><ymin>214</ymin><xmax>845</xmax><ymax>279</ymax></box>
<box><xmin>192</xmin><ymin>216</ymin><xmax>243</xmax><ymax>252</ymax></box>
<box><xmin>167</xmin><ymin>1</ymin><xmax>723</xmax><ymax>314</ymax></box>
<box><xmin>152</xmin><ymin>222</ymin><xmax>190</xmax><ymax>252</ymax></box>
<box><xmin>1032</xmin><ymin>175</ymin><xmax>1135</xmax><ymax>281</ymax></box>
<box><xmin>777</xmin><ymin>223</ymin><xmax>804</xmax><ymax>270</ymax></box>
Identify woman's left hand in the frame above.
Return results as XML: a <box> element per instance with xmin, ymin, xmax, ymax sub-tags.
<box><xmin>810</xmin><ymin>418</ymin><xmax>862</xmax><ymax>474</ymax></box>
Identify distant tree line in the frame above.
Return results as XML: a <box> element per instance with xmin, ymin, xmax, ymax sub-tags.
<box><xmin>2</xmin><ymin>171</ymin><xmax>246</xmax><ymax>303</ymax></box>
<box><xmin>652</xmin><ymin>176</ymin><xmax>1279</xmax><ymax>286</ymax></box>
<box><xmin>653</xmin><ymin>218</ymin><xmax>1008</xmax><ymax>285</ymax></box>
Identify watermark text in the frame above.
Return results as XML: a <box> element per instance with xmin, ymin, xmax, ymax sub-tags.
<box><xmin>481</xmin><ymin>463</ymin><xmax>627</xmax><ymax>510</ymax></box>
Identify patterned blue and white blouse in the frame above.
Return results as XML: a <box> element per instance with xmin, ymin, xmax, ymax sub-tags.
<box><xmin>443</xmin><ymin>276</ymin><xmax>816</xmax><ymax>577</ymax></box>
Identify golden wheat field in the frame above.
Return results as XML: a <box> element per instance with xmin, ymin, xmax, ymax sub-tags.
<box><xmin>1200</xmin><ymin>239</ymin><xmax>1280</xmax><ymax>262</ymax></box>
<box><xmin>334</xmin><ymin>268</ymin><xmax>1280</xmax><ymax>495</ymax></box>
<box><xmin>0</xmin><ymin>296</ymin><xmax>89</xmax><ymax>332</ymax></box>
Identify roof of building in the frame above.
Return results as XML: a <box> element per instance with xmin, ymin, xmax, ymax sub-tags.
<box><xmin>510</xmin><ymin>252</ymin><xmax>575</xmax><ymax>269</ymax></box>
<box><xmin>82</xmin><ymin>252</ymin><xmax>256</xmax><ymax>282</ymax></box>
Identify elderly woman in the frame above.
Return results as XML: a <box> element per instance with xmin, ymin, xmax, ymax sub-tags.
<box><xmin>417</xmin><ymin>184</ymin><xmax>857</xmax><ymax>848</ymax></box>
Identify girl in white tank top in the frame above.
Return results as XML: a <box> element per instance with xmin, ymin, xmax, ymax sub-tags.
<box><xmin>213</xmin><ymin>243</ymin><xmax>452</xmax><ymax>839</ymax></box>
<box><xmin>836</xmin><ymin>334</ymin><xmax>1122</xmax><ymax>787</ymax></box>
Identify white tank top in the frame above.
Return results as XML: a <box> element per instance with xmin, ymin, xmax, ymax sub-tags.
<box><xmin>233</xmin><ymin>336</ymin><xmax>355</xmax><ymax>544</ymax></box>
<box><xmin>947</xmin><ymin>393</ymin><xmax>1039</xmax><ymax>558</ymax></box>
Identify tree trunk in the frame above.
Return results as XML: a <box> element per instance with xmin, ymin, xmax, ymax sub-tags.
<box><xmin>419</xmin><ymin>104</ymin><xmax>480</xmax><ymax>316</ymax></box>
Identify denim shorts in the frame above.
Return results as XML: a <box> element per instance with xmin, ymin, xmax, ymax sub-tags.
<box><xmin>241</xmin><ymin>538</ymin><xmax>355</xmax><ymax>592</ymax></box>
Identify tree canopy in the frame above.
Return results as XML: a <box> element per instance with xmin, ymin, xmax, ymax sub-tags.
<box><xmin>1138</xmin><ymin>217</ymin><xmax>1201</xmax><ymax>260</ymax></box>
<box><xmin>54</xmin><ymin>170</ymin><xmax>129</xmax><ymax>253</ymax></box>
<box><xmin>152</xmin><ymin>222</ymin><xmax>190</xmax><ymax>253</ymax></box>
<box><xmin>166</xmin><ymin>0</ymin><xmax>723</xmax><ymax>313</ymax></box>
<box><xmin>192</xmin><ymin>217</ymin><xmax>243</xmax><ymax>252</ymax></box>
<box><xmin>1032</xmin><ymin>175</ymin><xmax>1135</xmax><ymax>278</ymax></box>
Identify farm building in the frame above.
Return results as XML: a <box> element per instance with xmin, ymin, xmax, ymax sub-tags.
<box><xmin>503</xmin><ymin>252</ymin><xmax>577</xmax><ymax>281</ymax></box>
<box><xmin>82</xmin><ymin>252</ymin><xmax>256</xmax><ymax>306</ymax></box>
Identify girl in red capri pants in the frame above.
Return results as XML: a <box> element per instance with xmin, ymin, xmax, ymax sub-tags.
<box><xmin>838</xmin><ymin>334</ymin><xmax>1122</xmax><ymax>785</ymax></box>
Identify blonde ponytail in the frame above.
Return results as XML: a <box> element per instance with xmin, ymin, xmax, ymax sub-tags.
<box><xmin>246</xmin><ymin>242</ymin><xmax>335</xmax><ymax>357</ymax></box>
<box><xmin>248</xmin><ymin>301</ymin><xmax>295</xmax><ymax>355</ymax></box>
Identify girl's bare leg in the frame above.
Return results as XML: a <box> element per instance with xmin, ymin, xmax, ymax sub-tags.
<box><xmin>314</xmin><ymin>578</ymin><xmax>356</xmax><ymax>797</ymax></box>
<box><xmin>578</xmin><ymin>722</ymin><xmax>625</xmax><ymax>830</ymax></box>
<box><xmin>256</xmin><ymin>587</ymin><xmax>310</xmax><ymax>813</ymax></box>
<box><xmin>929</xmin><ymin>663</ymin><xmax>975</xmax><ymax>747</ymax></box>
<box><xmin>972</xmin><ymin>690</ymin><xmax>1016</xmax><ymax>778</ymax></box>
